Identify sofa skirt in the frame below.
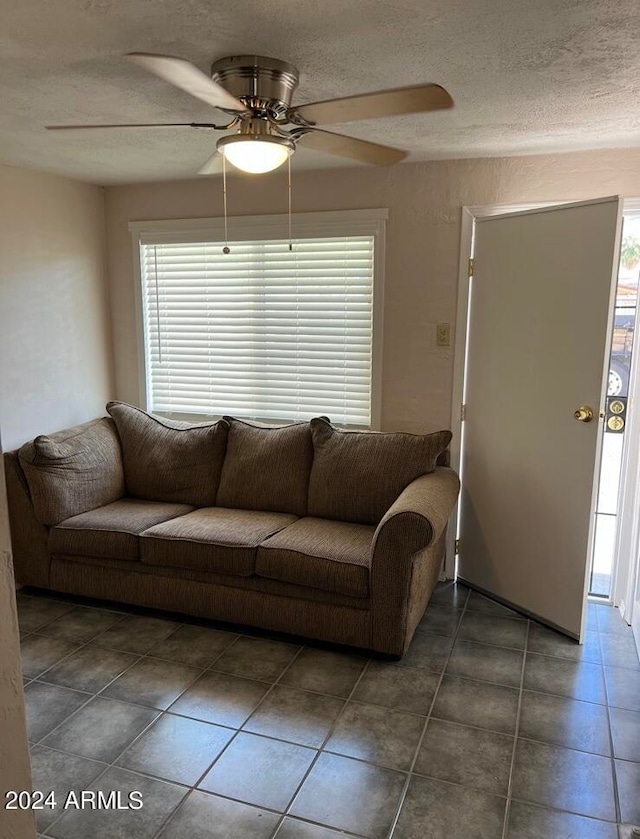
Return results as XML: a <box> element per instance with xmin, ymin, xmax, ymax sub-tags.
<box><xmin>49</xmin><ymin>555</ymin><xmax>373</xmax><ymax>651</ymax></box>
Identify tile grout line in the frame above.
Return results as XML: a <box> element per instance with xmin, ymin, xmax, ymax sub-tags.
<box><xmin>500</xmin><ymin>616</ymin><xmax>530</xmax><ymax>839</ymax></box>
<box><xmin>87</xmin><ymin>621</ymin><xmax>239</xmax><ymax>682</ymax></box>
<box><xmin>37</xmin><ymin>618</ymin><xmax>230</xmax><ymax>835</ymax></box>
<box><xmin>30</xmin><ymin>617</ymin><xmax>233</xmax><ymax>834</ymax></box>
<box><xmin>384</xmin><ymin>585</ymin><xmax>472</xmax><ymax>839</ymax></box>
<box><xmin>264</xmin><ymin>655</ymin><xmax>375</xmax><ymax>839</ymax></box>
<box><xmin>23</xmin><ymin>601</ymin><xmax>203</xmax><ymax>688</ymax></box>
<box><xmin>29</xmin><ymin>644</ymin><xmax>141</xmax><ymax>698</ymax></box>
<box><xmin>189</xmin><ymin>641</ymin><xmax>308</xmax><ymax>782</ymax></box>
<box><xmin>31</xmin><ymin>599</ymin><xmax>633</xmax><ymax>689</ymax></box>
<box><xmin>22</xmin><ymin>592</ymin><xmax>548</xmax><ymax>829</ymax></box>
<box><xmin>35</xmin><ymin>695</ymin><xmax>632</xmax><ymax>804</ymax></box>
<box><xmin>37</xmin><ymin>658</ymin><xmax>614</xmax><ymax>722</ymax></box>
<box><xmin>27</xmin><ymin>600</ymin><xmax>628</xmax><ymax>728</ymax></box>
<box><xmin>39</xmin><ymin>619</ymin><xmax>280</xmax><ymax>802</ymax></box>
<box><xmin>507</xmin><ymin>795</ymin><xmax>619</xmax><ymax>825</ymax></box>
<box><xmin>36</xmin><ymin>636</ymin><xmax>636</xmax><ymax>824</ymax></box>
<box><xmin>22</xmin><ymin>607</ymin><xmax>131</xmax><ymax>682</ymax></box>
<box><xmin>23</xmin><ymin>612</ymin><xmax>146</xmax><ymax>752</ymax></box>
<box><xmin>34</xmin><ymin>642</ymin><xmax>380</xmax><ymax>752</ymax></box>
<box><xmin>27</xmin><ymin>620</ymin><xmax>189</xmax><ymax>746</ymax></box>
<box><xmin>26</xmin><ymin>591</ymin><xmax>634</xmax><ymax>837</ymax></box>
<box><xmin>149</xmin><ymin>645</ymin><xmax>383</xmax><ymax>838</ymax></box>
<box><xmin>36</xmin><ymin>626</ymin><xmax>637</xmax><ymax>712</ymax></box>
<box><xmin>273</xmin><ymin>815</ymin><xmax>370</xmax><ymax>839</ymax></box>
<box><xmin>596</xmin><ymin>617</ymin><xmax>623</xmax><ymax>827</ymax></box>
<box><xmin>30</xmin><ymin>616</ymin><xmax>245</xmax><ymax>729</ymax></box>
<box><xmin>146</xmin><ymin>642</ymin><xmax>313</xmax><ymax>839</ymax></box>
<box><xmin>41</xmin><ymin>651</ymin><xmax>214</xmax><ymax>837</ymax></box>
<box><xmin>42</xmin><ymin>710</ymin><xmax>171</xmax><ymax>838</ymax></box>
<box><xmin>16</xmin><ymin>594</ymin><xmax>79</xmax><ymax>637</ymax></box>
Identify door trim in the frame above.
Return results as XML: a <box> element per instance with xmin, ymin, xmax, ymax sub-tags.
<box><xmin>613</xmin><ymin>200</ymin><xmax>640</xmax><ymax>632</ymax></box>
<box><xmin>612</xmin><ymin>269</ymin><xmax>640</xmax><ymax>619</ymax></box>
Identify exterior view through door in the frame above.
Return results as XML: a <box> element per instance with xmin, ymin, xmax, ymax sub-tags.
<box><xmin>457</xmin><ymin>197</ymin><xmax>622</xmax><ymax>640</ymax></box>
<box><xmin>589</xmin><ymin>210</ymin><xmax>640</xmax><ymax>600</ymax></box>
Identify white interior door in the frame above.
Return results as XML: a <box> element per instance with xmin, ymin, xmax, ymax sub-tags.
<box><xmin>458</xmin><ymin>197</ymin><xmax>622</xmax><ymax>639</ymax></box>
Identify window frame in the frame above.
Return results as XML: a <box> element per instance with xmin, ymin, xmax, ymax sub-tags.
<box><xmin>129</xmin><ymin>208</ymin><xmax>387</xmax><ymax>429</ymax></box>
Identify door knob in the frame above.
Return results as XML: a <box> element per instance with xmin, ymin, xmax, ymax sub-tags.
<box><xmin>573</xmin><ymin>405</ymin><xmax>594</xmax><ymax>422</ymax></box>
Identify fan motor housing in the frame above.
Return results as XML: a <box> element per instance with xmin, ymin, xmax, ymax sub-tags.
<box><xmin>211</xmin><ymin>55</ymin><xmax>299</xmax><ymax>116</ymax></box>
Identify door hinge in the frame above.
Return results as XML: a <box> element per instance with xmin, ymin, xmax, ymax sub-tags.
<box><xmin>468</xmin><ymin>257</ymin><xmax>474</xmax><ymax>277</ymax></box>
<box><xmin>455</xmin><ymin>539</ymin><xmax>460</xmax><ymax>555</ymax></box>
<box><xmin>460</xmin><ymin>403</ymin><xmax>466</xmax><ymax>421</ymax></box>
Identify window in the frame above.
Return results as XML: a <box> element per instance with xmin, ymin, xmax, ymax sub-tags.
<box><xmin>131</xmin><ymin>210</ymin><xmax>386</xmax><ymax>427</ymax></box>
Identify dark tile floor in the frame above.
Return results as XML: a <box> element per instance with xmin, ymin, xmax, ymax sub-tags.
<box><xmin>16</xmin><ymin>583</ymin><xmax>640</xmax><ymax>839</ymax></box>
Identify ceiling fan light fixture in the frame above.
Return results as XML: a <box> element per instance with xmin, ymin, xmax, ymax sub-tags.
<box><xmin>217</xmin><ymin>134</ymin><xmax>294</xmax><ymax>174</ymax></box>
<box><xmin>50</xmin><ymin>54</ymin><xmax>453</xmax><ymax>173</ymax></box>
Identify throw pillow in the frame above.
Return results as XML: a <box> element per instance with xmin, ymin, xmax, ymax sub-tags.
<box><xmin>18</xmin><ymin>418</ymin><xmax>125</xmax><ymax>526</ymax></box>
<box><xmin>106</xmin><ymin>401</ymin><xmax>228</xmax><ymax>507</ymax></box>
<box><xmin>307</xmin><ymin>418</ymin><xmax>452</xmax><ymax>525</ymax></box>
<box><xmin>216</xmin><ymin>417</ymin><xmax>315</xmax><ymax>516</ymax></box>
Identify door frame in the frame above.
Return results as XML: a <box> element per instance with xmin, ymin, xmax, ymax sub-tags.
<box><xmin>612</xmin><ymin>200</ymin><xmax>640</xmax><ymax>636</ymax></box>
<box><xmin>613</xmin><ymin>327</ymin><xmax>640</xmax><ymax>626</ymax></box>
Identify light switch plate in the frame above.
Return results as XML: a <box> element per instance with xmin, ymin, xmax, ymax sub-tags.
<box><xmin>436</xmin><ymin>322</ymin><xmax>451</xmax><ymax>347</ymax></box>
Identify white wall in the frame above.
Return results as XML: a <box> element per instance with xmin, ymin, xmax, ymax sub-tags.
<box><xmin>104</xmin><ymin>147</ymin><xmax>640</xmax><ymax>434</ymax></box>
<box><xmin>0</xmin><ymin>164</ymin><xmax>113</xmax><ymax>450</ymax></box>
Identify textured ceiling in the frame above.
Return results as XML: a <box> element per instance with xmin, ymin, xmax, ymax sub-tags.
<box><xmin>1</xmin><ymin>0</ymin><xmax>639</xmax><ymax>184</ymax></box>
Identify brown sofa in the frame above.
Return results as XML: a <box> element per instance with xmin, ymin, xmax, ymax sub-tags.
<box><xmin>5</xmin><ymin>403</ymin><xmax>460</xmax><ymax>656</ymax></box>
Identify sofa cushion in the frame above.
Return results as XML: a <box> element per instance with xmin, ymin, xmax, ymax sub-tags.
<box><xmin>256</xmin><ymin>517</ymin><xmax>375</xmax><ymax>598</ymax></box>
<box><xmin>307</xmin><ymin>418</ymin><xmax>452</xmax><ymax>525</ymax></box>
<box><xmin>107</xmin><ymin>401</ymin><xmax>228</xmax><ymax>507</ymax></box>
<box><xmin>216</xmin><ymin>418</ymin><xmax>313</xmax><ymax>516</ymax></box>
<box><xmin>19</xmin><ymin>418</ymin><xmax>125</xmax><ymax>526</ymax></box>
<box><xmin>49</xmin><ymin>498</ymin><xmax>194</xmax><ymax>561</ymax></box>
<box><xmin>141</xmin><ymin>507</ymin><xmax>298</xmax><ymax>576</ymax></box>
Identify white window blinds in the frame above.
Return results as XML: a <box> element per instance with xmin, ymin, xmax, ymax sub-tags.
<box><xmin>139</xmin><ymin>228</ymin><xmax>379</xmax><ymax>426</ymax></box>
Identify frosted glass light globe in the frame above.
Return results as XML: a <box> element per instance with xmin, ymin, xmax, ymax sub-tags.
<box><xmin>219</xmin><ymin>137</ymin><xmax>292</xmax><ymax>174</ymax></box>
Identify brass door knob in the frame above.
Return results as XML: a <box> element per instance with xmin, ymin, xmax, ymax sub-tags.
<box><xmin>574</xmin><ymin>405</ymin><xmax>595</xmax><ymax>422</ymax></box>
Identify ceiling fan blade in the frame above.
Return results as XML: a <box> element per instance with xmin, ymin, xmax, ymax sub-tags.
<box><xmin>198</xmin><ymin>151</ymin><xmax>223</xmax><ymax>176</ymax></box>
<box><xmin>296</xmin><ymin>128</ymin><xmax>406</xmax><ymax>166</ymax></box>
<box><xmin>45</xmin><ymin>122</ymin><xmax>218</xmax><ymax>130</ymax></box>
<box><xmin>290</xmin><ymin>84</ymin><xmax>453</xmax><ymax>125</ymax></box>
<box><xmin>127</xmin><ymin>53</ymin><xmax>248</xmax><ymax>113</ymax></box>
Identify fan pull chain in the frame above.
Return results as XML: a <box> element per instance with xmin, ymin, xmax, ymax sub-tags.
<box><xmin>288</xmin><ymin>154</ymin><xmax>292</xmax><ymax>252</ymax></box>
<box><xmin>222</xmin><ymin>155</ymin><xmax>230</xmax><ymax>254</ymax></box>
<box><xmin>153</xmin><ymin>245</ymin><xmax>163</xmax><ymax>365</ymax></box>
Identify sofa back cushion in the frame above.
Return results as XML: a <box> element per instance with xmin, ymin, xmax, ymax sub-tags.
<box><xmin>107</xmin><ymin>402</ymin><xmax>228</xmax><ymax>507</ymax></box>
<box><xmin>18</xmin><ymin>418</ymin><xmax>125</xmax><ymax>526</ymax></box>
<box><xmin>307</xmin><ymin>418</ymin><xmax>452</xmax><ymax>525</ymax></box>
<box><xmin>216</xmin><ymin>418</ymin><xmax>314</xmax><ymax>516</ymax></box>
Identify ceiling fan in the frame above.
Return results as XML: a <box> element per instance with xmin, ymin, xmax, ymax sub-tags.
<box><xmin>47</xmin><ymin>54</ymin><xmax>453</xmax><ymax>174</ymax></box>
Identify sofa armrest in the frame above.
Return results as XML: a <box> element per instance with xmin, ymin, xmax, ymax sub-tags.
<box><xmin>369</xmin><ymin>467</ymin><xmax>460</xmax><ymax>655</ymax></box>
<box><xmin>3</xmin><ymin>452</ymin><xmax>51</xmax><ymax>588</ymax></box>
<box><xmin>372</xmin><ymin>467</ymin><xmax>461</xmax><ymax>557</ymax></box>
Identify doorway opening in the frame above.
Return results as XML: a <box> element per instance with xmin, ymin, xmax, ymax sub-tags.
<box><xmin>589</xmin><ymin>211</ymin><xmax>640</xmax><ymax>600</ymax></box>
